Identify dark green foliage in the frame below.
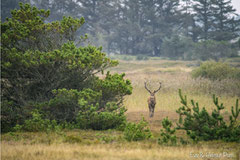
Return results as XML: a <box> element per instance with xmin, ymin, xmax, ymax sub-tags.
<box><xmin>176</xmin><ymin>89</ymin><xmax>240</xmax><ymax>142</ymax></box>
<box><xmin>1</xmin><ymin>0</ymin><xmax>30</xmax><ymax>21</ymax></box>
<box><xmin>1</xmin><ymin>3</ymin><xmax>132</xmax><ymax>132</ymax></box>
<box><xmin>14</xmin><ymin>110</ymin><xmax>61</xmax><ymax>132</ymax></box>
<box><xmin>158</xmin><ymin>117</ymin><xmax>177</xmax><ymax>146</ymax></box>
<box><xmin>1</xmin><ymin>3</ymin><xmax>84</xmax><ymax>52</ymax></box>
<box><xmin>76</xmin><ymin>103</ymin><xmax>127</xmax><ymax>130</ymax></box>
<box><xmin>191</xmin><ymin>61</ymin><xmax>240</xmax><ymax>80</ymax></box>
<box><xmin>123</xmin><ymin>117</ymin><xmax>152</xmax><ymax>141</ymax></box>
<box><xmin>94</xmin><ymin>72</ymin><xmax>132</xmax><ymax>106</ymax></box>
<box><xmin>1</xmin><ymin>100</ymin><xmax>19</xmax><ymax>132</ymax></box>
<box><xmin>43</xmin><ymin>88</ymin><xmax>101</xmax><ymax>123</ymax></box>
<box><xmin>41</xmin><ymin>87</ymin><xmax>128</xmax><ymax>130</ymax></box>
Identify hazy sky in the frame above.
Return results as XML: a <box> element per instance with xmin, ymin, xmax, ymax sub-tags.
<box><xmin>232</xmin><ymin>0</ymin><xmax>240</xmax><ymax>14</ymax></box>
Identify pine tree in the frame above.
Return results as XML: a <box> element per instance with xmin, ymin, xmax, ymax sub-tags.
<box><xmin>193</xmin><ymin>0</ymin><xmax>214</xmax><ymax>40</ymax></box>
<box><xmin>211</xmin><ymin>0</ymin><xmax>240</xmax><ymax>41</ymax></box>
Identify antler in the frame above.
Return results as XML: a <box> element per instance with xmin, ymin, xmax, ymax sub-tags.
<box><xmin>144</xmin><ymin>81</ymin><xmax>152</xmax><ymax>94</ymax></box>
<box><xmin>153</xmin><ymin>82</ymin><xmax>162</xmax><ymax>93</ymax></box>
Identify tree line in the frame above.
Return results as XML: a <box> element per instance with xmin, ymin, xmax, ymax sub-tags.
<box><xmin>1</xmin><ymin>0</ymin><xmax>240</xmax><ymax>60</ymax></box>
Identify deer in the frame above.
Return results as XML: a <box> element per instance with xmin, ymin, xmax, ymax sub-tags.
<box><xmin>144</xmin><ymin>81</ymin><xmax>162</xmax><ymax>118</ymax></box>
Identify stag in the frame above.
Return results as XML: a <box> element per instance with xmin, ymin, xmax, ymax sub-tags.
<box><xmin>144</xmin><ymin>81</ymin><xmax>162</xmax><ymax>117</ymax></box>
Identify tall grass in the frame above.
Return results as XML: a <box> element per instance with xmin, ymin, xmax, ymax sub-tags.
<box><xmin>123</xmin><ymin>71</ymin><xmax>239</xmax><ymax>112</ymax></box>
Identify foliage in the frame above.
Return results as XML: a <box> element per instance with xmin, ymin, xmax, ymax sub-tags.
<box><xmin>158</xmin><ymin>117</ymin><xmax>177</xmax><ymax>146</ymax></box>
<box><xmin>191</xmin><ymin>61</ymin><xmax>240</xmax><ymax>80</ymax></box>
<box><xmin>1</xmin><ymin>3</ymin><xmax>84</xmax><ymax>52</ymax></box>
<box><xmin>162</xmin><ymin>36</ymin><xmax>195</xmax><ymax>60</ymax></box>
<box><xmin>94</xmin><ymin>72</ymin><xmax>132</xmax><ymax>106</ymax></box>
<box><xmin>1</xmin><ymin>100</ymin><xmax>19</xmax><ymax>132</ymax></box>
<box><xmin>162</xmin><ymin>37</ymin><xmax>238</xmax><ymax>60</ymax></box>
<box><xmin>13</xmin><ymin>110</ymin><xmax>61</xmax><ymax>132</ymax></box>
<box><xmin>44</xmin><ymin>88</ymin><xmax>101</xmax><ymax>123</ymax></box>
<box><xmin>96</xmin><ymin>133</ymin><xmax>115</xmax><ymax>143</ymax></box>
<box><xmin>123</xmin><ymin>117</ymin><xmax>152</xmax><ymax>141</ymax></box>
<box><xmin>176</xmin><ymin>89</ymin><xmax>240</xmax><ymax>142</ymax></box>
<box><xmin>191</xmin><ymin>40</ymin><xmax>238</xmax><ymax>60</ymax></box>
<box><xmin>43</xmin><ymin>87</ymin><xmax>128</xmax><ymax>130</ymax></box>
<box><xmin>1</xmin><ymin>3</ymin><xmax>132</xmax><ymax>132</ymax></box>
<box><xmin>76</xmin><ymin>102</ymin><xmax>127</xmax><ymax>130</ymax></box>
<box><xmin>2</xmin><ymin>0</ymin><xmax>239</xmax><ymax>58</ymax></box>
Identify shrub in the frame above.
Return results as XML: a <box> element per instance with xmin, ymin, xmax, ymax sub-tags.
<box><xmin>176</xmin><ymin>89</ymin><xmax>240</xmax><ymax>142</ymax></box>
<box><xmin>44</xmin><ymin>88</ymin><xmax>101</xmax><ymax>123</ymax></box>
<box><xmin>191</xmin><ymin>61</ymin><xmax>240</xmax><ymax>80</ymax></box>
<box><xmin>44</xmin><ymin>87</ymin><xmax>128</xmax><ymax>130</ymax></box>
<box><xmin>14</xmin><ymin>110</ymin><xmax>61</xmax><ymax>132</ymax></box>
<box><xmin>158</xmin><ymin>117</ymin><xmax>177</xmax><ymax>146</ymax></box>
<box><xmin>76</xmin><ymin>103</ymin><xmax>127</xmax><ymax>130</ymax></box>
<box><xmin>94</xmin><ymin>72</ymin><xmax>132</xmax><ymax>106</ymax></box>
<box><xmin>124</xmin><ymin>117</ymin><xmax>152</xmax><ymax>141</ymax></box>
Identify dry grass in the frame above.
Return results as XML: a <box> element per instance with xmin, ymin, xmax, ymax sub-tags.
<box><xmin>2</xmin><ymin>138</ymin><xmax>240</xmax><ymax>160</ymax></box>
<box><xmin>1</xmin><ymin>59</ymin><xmax>240</xmax><ymax>160</ymax></box>
<box><xmin>119</xmin><ymin>60</ymin><xmax>239</xmax><ymax>113</ymax></box>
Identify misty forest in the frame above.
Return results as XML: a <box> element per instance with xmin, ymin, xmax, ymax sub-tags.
<box><xmin>1</xmin><ymin>0</ymin><xmax>240</xmax><ymax>160</ymax></box>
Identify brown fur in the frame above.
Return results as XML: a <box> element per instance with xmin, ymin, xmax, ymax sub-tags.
<box><xmin>145</xmin><ymin>82</ymin><xmax>162</xmax><ymax>117</ymax></box>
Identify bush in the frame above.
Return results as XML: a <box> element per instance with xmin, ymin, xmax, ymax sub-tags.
<box><xmin>44</xmin><ymin>88</ymin><xmax>101</xmax><ymax>123</ymax></box>
<box><xmin>14</xmin><ymin>110</ymin><xmax>61</xmax><ymax>132</ymax></box>
<box><xmin>94</xmin><ymin>72</ymin><xmax>132</xmax><ymax>106</ymax></box>
<box><xmin>43</xmin><ymin>88</ymin><xmax>128</xmax><ymax>130</ymax></box>
<box><xmin>76</xmin><ymin>103</ymin><xmax>127</xmax><ymax>130</ymax></box>
<box><xmin>176</xmin><ymin>89</ymin><xmax>240</xmax><ymax>142</ymax></box>
<box><xmin>191</xmin><ymin>61</ymin><xmax>240</xmax><ymax>80</ymax></box>
<box><xmin>158</xmin><ymin>117</ymin><xmax>177</xmax><ymax>146</ymax></box>
<box><xmin>123</xmin><ymin>117</ymin><xmax>152</xmax><ymax>141</ymax></box>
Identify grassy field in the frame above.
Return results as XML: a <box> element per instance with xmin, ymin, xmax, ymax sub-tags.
<box><xmin>1</xmin><ymin>58</ymin><xmax>240</xmax><ymax>160</ymax></box>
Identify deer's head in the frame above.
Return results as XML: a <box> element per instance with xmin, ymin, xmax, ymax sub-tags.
<box><xmin>144</xmin><ymin>81</ymin><xmax>162</xmax><ymax>97</ymax></box>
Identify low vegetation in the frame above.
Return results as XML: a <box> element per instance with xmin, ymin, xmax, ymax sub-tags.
<box><xmin>177</xmin><ymin>89</ymin><xmax>240</xmax><ymax>142</ymax></box>
<box><xmin>192</xmin><ymin>61</ymin><xmax>240</xmax><ymax>80</ymax></box>
<box><xmin>123</xmin><ymin>117</ymin><xmax>152</xmax><ymax>141</ymax></box>
<box><xmin>158</xmin><ymin>117</ymin><xmax>177</xmax><ymax>146</ymax></box>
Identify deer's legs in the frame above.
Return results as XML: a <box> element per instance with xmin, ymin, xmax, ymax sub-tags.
<box><xmin>149</xmin><ymin>106</ymin><xmax>155</xmax><ymax>118</ymax></box>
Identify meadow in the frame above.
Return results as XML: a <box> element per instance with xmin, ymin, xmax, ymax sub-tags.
<box><xmin>1</xmin><ymin>57</ymin><xmax>240</xmax><ymax>160</ymax></box>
